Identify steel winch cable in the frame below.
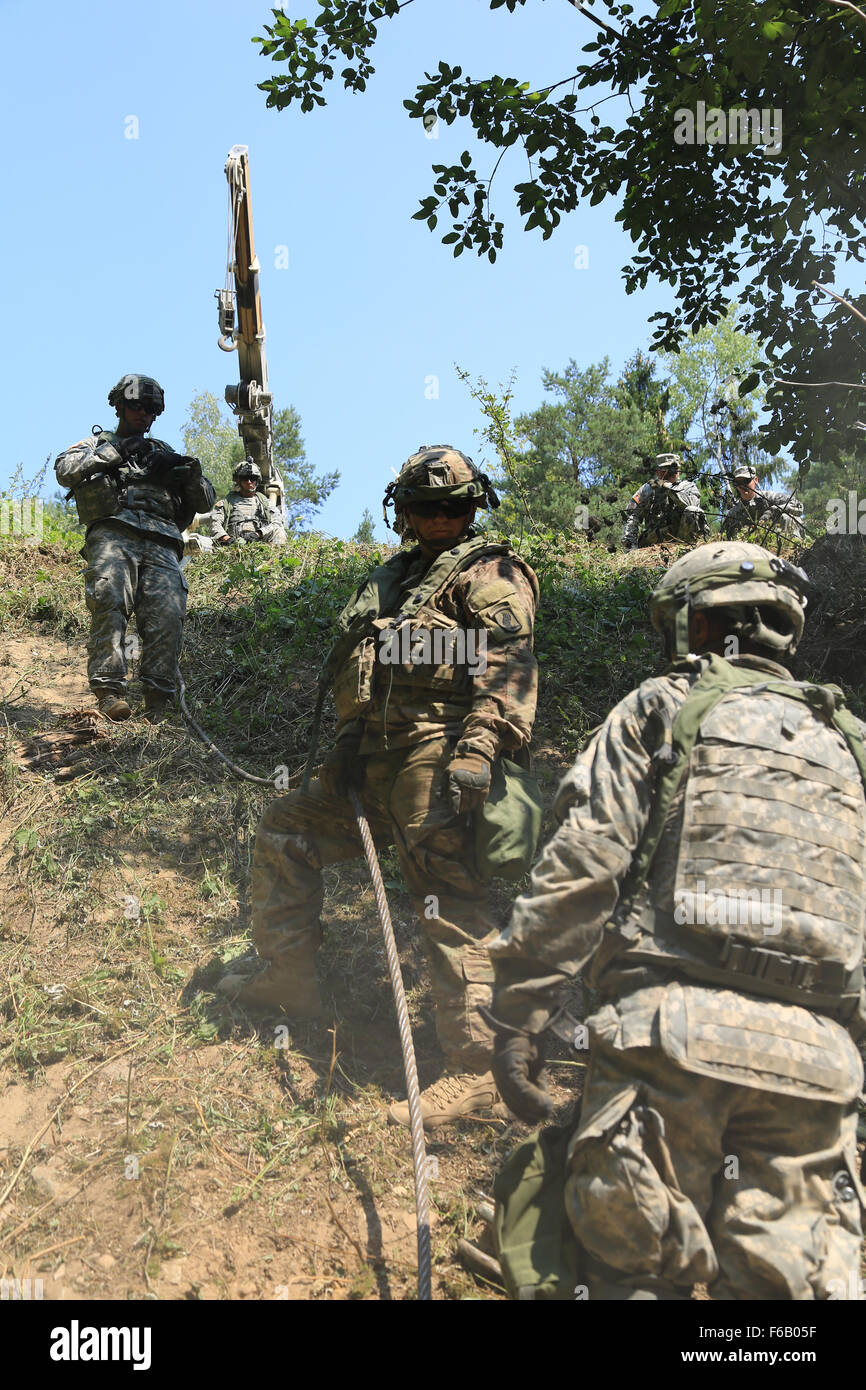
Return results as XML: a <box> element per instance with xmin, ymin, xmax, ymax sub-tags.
<box><xmin>349</xmin><ymin>786</ymin><xmax>432</xmax><ymax>1303</ymax></box>
<box><xmin>174</xmin><ymin>667</ymin><xmax>431</xmax><ymax>1296</ymax></box>
<box><xmin>176</xmin><ymin>666</ymin><xmax>303</xmax><ymax>789</ymax></box>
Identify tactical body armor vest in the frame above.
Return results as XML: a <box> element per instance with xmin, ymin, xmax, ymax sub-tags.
<box><xmin>595</xmin><ymin>655</ymin><xmax>866</xmax><ymax>1023</ymax></box>
<box><xmin>330</xmin><ymin>533</ymin><xmax>538</xmax><ymax>725</ymax></box>
<box><xmin>70</xmin><ymin>433</ymin><xmax>193</xmax><ymax>535</ymax></box>
<box><xmin>221</xmin><ymin>491</ymin><xmax>274</xmax><ymax>539</ymax></box>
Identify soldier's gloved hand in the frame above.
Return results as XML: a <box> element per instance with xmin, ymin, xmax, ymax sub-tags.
<box><xmin>116</xmin><ymin>435</ymin><xmax>155</xmax><ymax>464</ymax></box>
<box><xmin>163</xmin><ymin>457</ymin><xmax>202</xmax><ymax>487</ymax></box>
<box><xmin>319</xmin><ymin>737</ymin><xmax>365</xmax><ymax>799</ymax></box>
<box><xmin>493</xmin><ymin>1030</ymin><xmax>555</xmax><ymax>1125</ymax></box>
<box><xmin>448</xmin><ymin>751</ymin><xmax>491</xmax><ymax>816</ymax></box>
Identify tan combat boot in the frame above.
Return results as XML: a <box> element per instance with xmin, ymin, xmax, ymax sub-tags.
<box><xmin>388</xmin><ymin>1072</ymin><xmax>503</xmax><ymax>1131</ymax></box>
<box><xmin>96</xmin><ymin>692</ymin><xmax>132</xmax><ymax>721</ymax></box>
<box><xmin>217</xmin><ymin>956</ymin><xmax>324</xmax><ymax>1019</ymax></box>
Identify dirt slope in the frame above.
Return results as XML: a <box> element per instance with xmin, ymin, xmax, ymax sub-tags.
<box><xmin>0</xmin><ymin>601</ymin><xmax>577</xmax><ymax>1302</ymax></box>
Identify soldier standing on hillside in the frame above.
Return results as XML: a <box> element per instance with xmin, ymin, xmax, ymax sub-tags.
<box><xmin>211</xmin><ymin>459</ymin><xmax>287</xmax><ymax>547</ymax></box>
<box><xmin>489</xmin><ymin>542</ymin><xmax>866</xmax><ymax>1299</ymax></box>
<box><xmin>622</xmin><ymin>453</ymin><xmax>708</xmax><ymax>549</ymax></box>
<box><xmin>723</xmin><ymin>465</ymin><xmax>805</xmax><ymax>541</ymax></box>
<box><xmin>219</xmin><ymin>445</ymin><xmax>540</xmax><ymax>1130</ymax></box>
<box><xmin>55</xmin><ymin>374</ymin><xmax>215</xmax><ymax>722</ymax></box>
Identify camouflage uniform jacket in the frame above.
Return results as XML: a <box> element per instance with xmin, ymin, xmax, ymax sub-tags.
<box><xmin>490</xmin><ymin>653</ymin><xmax>866</xmax><ymax>1054</ymax></box>
<box><xmin>723</xmin><ymin>489</ymin><xmax>804</xmax><ymax>540</ymax></box>
<box><xmin>622</xmin><ymin>478</ymin><xmax>706</xmax><ymax>548</ymax></box>
<box><xmin>210</xmin><ymin>489</ymin><xmax>284</xmax><ymax>543</ymax></box>
<box><xmin>332</xmin><ymin>535</ymin><xmax>539</xmax><ymax>760</ymax></box>
<box><xmin>55</xmin><ymin>430</ymin><xmax>215</xmax><ymax>556</ymax></box>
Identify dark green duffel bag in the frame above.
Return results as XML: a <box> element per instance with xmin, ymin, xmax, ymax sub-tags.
<box><xmin>474</xmin><ymin>756</ymin><xmax>544</xmax><ymax>882</ymax></box>
<box><xmin>493</xmin><ymin>1109</ymin><xmax>585</xmax><ymax>1300</ymax></box>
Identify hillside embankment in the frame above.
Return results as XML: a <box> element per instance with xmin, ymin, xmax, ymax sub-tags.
<box><xmin>0</xmin><ymin>529</ymin><xmax>862</xmax><ymax>1300</ymax></box>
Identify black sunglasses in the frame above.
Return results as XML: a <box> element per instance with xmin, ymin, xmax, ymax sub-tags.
<box><xmin>409</xmin><ymin>500</ymin><xmax>473</xmax><ymax>519</ymax></box>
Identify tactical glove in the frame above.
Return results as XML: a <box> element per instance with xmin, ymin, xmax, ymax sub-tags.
<box><xmin>448</xmin><ymin>750</ymin><xmax>491</xmax><ymax>816</ymax></box>
<box><xmin>319</xmin><ymin>734</ymin><xmax>365</xmax><ymax>799</ymax></box>
<box><xmin>163</xmin><ymin>461</ymin><xmax>200</xmax><ymax>488</ymax></box>
<box><xmin>150</xmin><ymin>454</ymin><xmax>201</xmax><ymax>487</ymax></box>
<box><xmin>492</xmin><ymin>1030</ymin><xmax>555</xmax><ymax>1125</ymax></box>
<box><xmin>116</xmin><ymin>435</ymin><xmax>159</xmax><ymax>465</ymax></box>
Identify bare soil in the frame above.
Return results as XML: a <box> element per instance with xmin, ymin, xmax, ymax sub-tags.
<box><xmin>0</xmin><ymin>588</ymin><xmax>579</xmax><ymax>1303</ymax></box>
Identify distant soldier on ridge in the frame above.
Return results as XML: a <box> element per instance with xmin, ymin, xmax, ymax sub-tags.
<box><xmin>723</xmin><ymin>465</ymin><xmax>804</xmax><ymax>542</ymax></box>
<box><xmin>55</xmin><ymin>373</ymin><xmax>215</xmax><ymax>722</ymax></box>
<box><xmin>623</xmin><ymin>453</ymin><xmax>708</xmax><ymax>549</ymax></box>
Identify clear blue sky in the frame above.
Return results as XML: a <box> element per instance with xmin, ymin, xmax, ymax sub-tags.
<box><xmin>2</xmin><ymin>0</ymin><xmax>680</xmax><ymax>540</ymax></box>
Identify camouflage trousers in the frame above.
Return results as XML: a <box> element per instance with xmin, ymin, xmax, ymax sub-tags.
<box><xmin>252</xmin><ymin>735</ymin><xmax>498</xmax><ymax>1072</ymax></box>
<box><xmin>566</xmin><ymin>1002</ymin><xmax>866</xmax><ymax>1300</ymax></box>
<box><xmin>83</xmin><ymin>524</ymin><xmax>188</xmax><ymax>697</ymax></box>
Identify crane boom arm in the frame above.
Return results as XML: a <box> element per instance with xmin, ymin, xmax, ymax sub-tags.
<box><xmin>216</xmin><ymin>145</ymin><xmax>284</xmax><ymax>510</ymax></box>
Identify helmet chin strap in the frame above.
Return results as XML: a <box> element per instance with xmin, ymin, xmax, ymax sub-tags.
<box><xmin>673</xmin><ymin>592</ymin><xmax>692</xmax><ymax>657</ymax></box>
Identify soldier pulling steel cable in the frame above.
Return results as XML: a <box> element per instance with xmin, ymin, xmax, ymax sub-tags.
<box><xmin>217</xmin><ymin>444</ymin><xmax>542</xmax><ymax>1131</ymax></box>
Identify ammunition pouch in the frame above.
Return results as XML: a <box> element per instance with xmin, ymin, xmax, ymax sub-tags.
<box><xmin>72</xmin><ymin>470</ymin><xmax>121</xmax><ymax>527</ymax></box>
<box><xmin>122</xmin><ymin>477</ymin><xmax>179</xmax><ymax>524</ymax></box>
<box><xmin>333</xmin><ymin>636</ymin><xmax>377</xmax><ymax>721</ymax></box>
<box><xmin>377</xmin><ymin>614</ymin><xmax>475</xmax><ymax>696</ymax></box>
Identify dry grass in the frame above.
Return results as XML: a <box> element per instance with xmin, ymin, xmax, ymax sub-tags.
<box><xmin>0</xmin><ymin>533</ymin><xmax>583</xmax><ymax>1300</ymax></box>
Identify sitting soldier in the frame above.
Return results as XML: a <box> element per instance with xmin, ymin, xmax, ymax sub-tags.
<box><xmin>211</xmin><ymin>460</ymin><xmax>287</xmax><ymax>546</ymax></box>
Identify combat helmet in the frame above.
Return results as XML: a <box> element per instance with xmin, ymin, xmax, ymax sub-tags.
<box><xmin>233</xmin><ymin>459</ymin><xmax>262</xmax><ymax>483</ymax></box>
<box><xmin>383</xmin><ymin>445</ymin><xmax>500</xmax><ymax>538</ymax></box>
<box><xmin>649</xmin><ymin>541</ymin><xmax>809</xmax><ymax>659</ymax></box>
<box><xmin>107</xmin><ymin>374</ymin><xmax>165</xmax><ymax>416</ymax></box>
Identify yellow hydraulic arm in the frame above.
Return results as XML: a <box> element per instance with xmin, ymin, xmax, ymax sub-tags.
<box><xmin>216</xmin><ymin>145</ymin><xmax>284</xmax><ymax>511</ymax></box>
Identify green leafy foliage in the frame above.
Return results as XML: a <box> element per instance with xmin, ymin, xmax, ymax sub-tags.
<box><xmin>273</xmin><ymin>406</ymin><xmax>340</xmax><ymax>527</ymax></box>
<box><xmin>351</xmin><ymin>507</ymin><xmax>377</xmax><ymax>543</ymax></box>
<box><xmin>182</xmin><ymin>392</ymin><xmax>339</xmax><ymax>526</ymax></box>
<box><xmin>252</xmin><ymin>1</ymin><xmax>866</xmax><ymax>466</ymax></box>
<box><xmin>461</xmin><ymin>310</ymin><xmax>781</xmax><ymax>547</ymax></box>
<box><xmin>182</xmin><ymin>391</ymin><xmax>246</xmax><ymax>498</ymax></box>
<box><xmin>496</xmin><ymin>352</ymin><xmax>674</xmax><ymax>547</ymax></box>
<box><xmin>782</xmin><ymin>447</ymin><xmax>866</xmax><ymax>534</ymax></box>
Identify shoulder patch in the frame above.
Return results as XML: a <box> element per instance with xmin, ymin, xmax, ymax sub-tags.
<box><xmin>467</xmin><ymin>577</ymin><xmax>520</xmax><ymax>612</ymax></box>
<box><xmin>493</xmin><ymin>605</ymin><xmax>521</xmax><ymax>632</ymax></box>
<box><xmin>474</xmin><ymin>595</ymin><xmax>533</xmax><ymax>639</ymax></box>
